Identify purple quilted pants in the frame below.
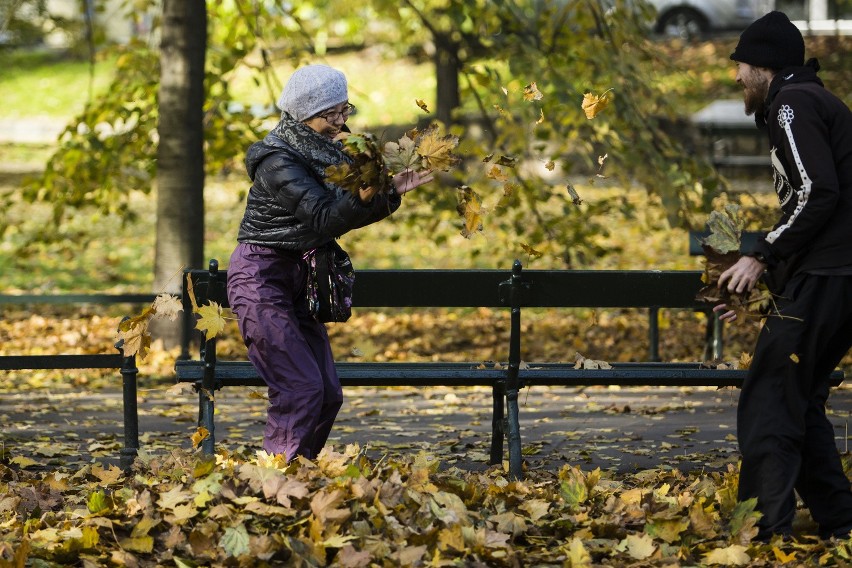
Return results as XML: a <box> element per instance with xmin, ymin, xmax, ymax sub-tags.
<box><xmin>226</xmin><ymin>242</ymin><xmax>343</xmax><ymax>461</ymax></box>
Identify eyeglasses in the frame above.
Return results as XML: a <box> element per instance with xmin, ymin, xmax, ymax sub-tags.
<box><xmin>314</xmin><ymin>103</ymin><xmax>356</xmax><ymax>123</ymax></box>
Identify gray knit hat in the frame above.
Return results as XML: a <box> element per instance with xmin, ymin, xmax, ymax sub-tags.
<box><xmin>277</xmin><ymin>64</ymin><xmax>348</xmax><ymax>122</ymax></box>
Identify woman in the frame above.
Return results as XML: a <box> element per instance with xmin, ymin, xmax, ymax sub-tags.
<box><xmin>227</xmin><ymin>64</ymin><xmax>433</xmax><ymax>461</ymax></box>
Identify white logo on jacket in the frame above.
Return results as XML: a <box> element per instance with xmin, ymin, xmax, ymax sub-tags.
<box><xmin>766</xmin><ymin>104</ymin><xmax>813</xmax><ymax>245</ymax></box>
<box><xmin>771</xmin><ymin>147</ymin><xmax>794</xmax><ymax>207</ymax></box>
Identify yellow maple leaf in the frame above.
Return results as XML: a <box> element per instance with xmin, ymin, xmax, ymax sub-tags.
<box><xmin>416</xmin><ymin>126</ymin><xmax>459</xmax><ymax>172</ymax></box>
<box><xmin>523</xmin><ymin>82</ymin><xmax>543</xmax><ymax>101</ymax></box>
<box><xmin>581</xmin><ymin>88</ymin><xmax>614</xmax><ymax>119</ymax></box>
<box><xmin>456</xmin><ymin>186</ymin><xmax>484</xmax><ymax>239</ymax></box>
<box><xmin>196</xmin><ymin>301</ymin><xmax>226</xmax><ymax>340</ymax></box>
<box><xmin>10</xmin><ymin>455</ymin><xmax>40</xmax><ymax>468</ymax></box>
<box><xmin>191</xmin><ymin>426</ymin><xmax>210</xmax><ymax>449</ymax></box>
<box><xmin>415</xmin><ymin>99</ymin><xmax>429</xmax><ymax>112</ymax></box>
<box><xmin>772</xmin><ymin>547</ymin><xmax>796</xmax><ymax>563</ymax></box>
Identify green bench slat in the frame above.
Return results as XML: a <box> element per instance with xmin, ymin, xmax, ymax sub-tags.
<box><xmin>182</xmin><ymin>268</ymin><xmax>711</xmax><ymax>310</ymax></box>
<box><xmin>0</xmin><ymin>354</ymin><xmax>124</xmax><ymax>370</ymax></box>
<box><xmin>174</xmin><ymin>359</ymin><xmax>846</xmax><ymax>389</ymax></box>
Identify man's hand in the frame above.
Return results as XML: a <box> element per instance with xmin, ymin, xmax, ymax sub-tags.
<box><xmin>713</xmin><ymin>255</ymin><xmax>766</xmax><ymax>322</ymax></box>
<box><xmin>718</xmin><ymin>255</ymin><xmax>766</xmax><ymax>294</ymax></box>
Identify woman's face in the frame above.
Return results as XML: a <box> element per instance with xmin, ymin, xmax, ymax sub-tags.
<box><xmin>304</xmin><ymin>101</ymin><xmax>353</xmax><ymax>139</ymax></box>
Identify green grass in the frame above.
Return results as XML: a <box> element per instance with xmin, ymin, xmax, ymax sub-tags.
<box><xmin>0</xmin><ymin>49</ymin><xmax>116</xmax><ymax>119</ymax></box>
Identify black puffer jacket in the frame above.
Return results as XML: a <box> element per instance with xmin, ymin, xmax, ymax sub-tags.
<box><xmin>236</xmin><ymin>133</ymin><xmax>401</xmax><ymax>251</ymax></box>
<box><xmin>750</xmin><ymin>61</ymin><xmax>852</xmax><ymax>278</ymax></box>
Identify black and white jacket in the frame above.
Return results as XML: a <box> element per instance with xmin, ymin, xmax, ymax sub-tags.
<box><xmin>751</xmin><ymin>60</ymin><xmax>852</xmax><ymax>281</ymax></box>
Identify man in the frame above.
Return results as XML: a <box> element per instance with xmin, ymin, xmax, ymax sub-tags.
<box><xmin>714</xmin><ymin>11</ymin><xmax>852</xmax><ymax>541</ymax></box>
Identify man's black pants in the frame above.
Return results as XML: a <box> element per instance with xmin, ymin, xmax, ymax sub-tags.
<box><xmin>738</xmin><ymin>273</ymin><xmax>852</xmax><ymax>539</ymax></box>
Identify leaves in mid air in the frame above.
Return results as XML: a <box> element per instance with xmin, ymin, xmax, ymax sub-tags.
<box><xmin>117</xmin><ymin>294</ymin><xmax>182</xmax><ymax>359</ymax></box>
<box><xmin>582</xmin><ymin>88</ymin><xmax>614</xmax><ymax>119</ymax></box>
<box><xmin>456</xmin><ymin>185</ymin><xmax>485</xmax><ymax>239</ymax></box>
<box><xmin>523</xmin><ymin>82</ymin><xmax>543</xmax><ymax>101</ymax></box>
<box><xmin>415</xmin><ymin>125</ymin><xmax>460</xmax><ymax>172</ymax></box>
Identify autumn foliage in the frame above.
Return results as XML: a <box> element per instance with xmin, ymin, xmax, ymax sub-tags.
<box><xmin>3</xmin><ymin>445</ymin><xmax>851</xmax><ymax>566</ymax></box>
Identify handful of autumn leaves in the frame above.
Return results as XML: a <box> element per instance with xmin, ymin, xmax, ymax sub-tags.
<box><xmin>695</xmin><ymin>204</ymin><xmax>771</xmax><ymax>317</ymax></box>
<box><xmin>325</xmin><ymin>124</ymin><xmax>459</xmax><ymax>195</ymax></box>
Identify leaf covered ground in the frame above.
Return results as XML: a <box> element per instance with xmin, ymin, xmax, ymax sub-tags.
<box><xmin>2</xmin><ymin>306</ymin><xmax>852</xmax><ymax>566</ymax></box>
<box><xmin>2</xmin><ymin>444</ymin><xmax>852</xmax><ymax>567</ymax></box>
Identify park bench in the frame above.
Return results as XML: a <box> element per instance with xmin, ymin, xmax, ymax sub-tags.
<box><xmin>157</xmin><ymin>258</ymin><xmax>845</xmax><ymax>480</ymax></box>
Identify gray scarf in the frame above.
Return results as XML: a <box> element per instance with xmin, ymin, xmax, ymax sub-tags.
<box><xmin>269</xmin><ymin>113</ymin><xmax>351</xmax><ymax>191</ymax></box>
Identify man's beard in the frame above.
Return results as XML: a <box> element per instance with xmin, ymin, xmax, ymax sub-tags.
<box><xmin>742</xmin><ymin>72</ymin><xmax>769</xmax><ymax>117</ymax></box>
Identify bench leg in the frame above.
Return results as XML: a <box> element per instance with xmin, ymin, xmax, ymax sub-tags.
<box><xmin>703</xmin><ymin>310</ymin><xmax>725</xmax><ymax>360</ymax></box>
<box><xmin>505</xmin><ymin>377</ymin><xmax>523</xmax><ymax>480</ymax></box>
<box><xmin>199</xmin><ymin>384</ymin><xmax>216</xmax><ymax>455</ymax></box>
<box><xmin>120</xmin><ymin>354</ymin><xmax>139</xmax><ymax>470</ymax></box>
<box><xmin>489</xmin><ymin>381</ymin><xmax>505</xmax><ymax>465</ymax></box>
<box><xmin>713</xmin><ymin>317</ymin><xmax>724</xmax><ymax>360</ymax></box>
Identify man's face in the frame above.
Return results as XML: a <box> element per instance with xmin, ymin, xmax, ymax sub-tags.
<box><xmin>735</xmin><ymin>62</ymin><xmax>771</xmax><ymax>116</ymax></box>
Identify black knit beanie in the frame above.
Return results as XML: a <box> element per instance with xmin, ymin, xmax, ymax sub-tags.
<box><xmin>730</xmin><ymin>11</ymin><xmax>805</xmax><ymax>70</ymax></box>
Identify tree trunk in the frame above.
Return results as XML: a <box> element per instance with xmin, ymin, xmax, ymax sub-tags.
<box><xmin>434</xmin><ymin>32</ymin><xmax>460</xmax><ymax>126</ymax></box>
<box><xmin>152</xmin><ymin>0</ymin><xmax>207</xmax><ymax>349</ymax></box>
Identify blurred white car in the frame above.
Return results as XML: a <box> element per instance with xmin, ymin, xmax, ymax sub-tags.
<box><xmin>648</xmin><ymin>0</ymin><xmax>775</xmax><ymax>38</ymax></box>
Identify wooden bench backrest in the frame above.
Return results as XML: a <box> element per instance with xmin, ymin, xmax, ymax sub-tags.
<box><xmin>183</xmin><ymin>261</ymin><xmax>709</xmax><ymax>311</ymax></box>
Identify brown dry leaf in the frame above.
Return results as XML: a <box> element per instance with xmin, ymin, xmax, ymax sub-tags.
<box><xmin>520</xmin><ymin>243</ymin><xmax>543</xmax><ymax>260</ymax></box>
<box><xmin>151</xmin><ymin>294</ymin><xmax>183</xmax><ymax>321</ymax></box>
<box><xmin>574</xmin><ymin>352</ymin><xmax>612</xmax><ymax>370</ymax></box>
<box><xmin>456</xmin><ymin>185</ymin><xmax>485</xmax><ymax>238</ymax></box>
<box><xmin>738</xmin><ymin>352</ymin><xmax>753</xmax><ymax>370</ymax></box>
<box><xmin>118</xmin><ymin>318</ymin><xmax>151</xmax><ymax>359</ymax></box>
<box><xmin>523</xmin><ymin>82</ymin><xmax>543</xmax><ymax>101</ymax></box>
<box><xmin>486</xmin><ymin>164</ymin><xmax>509</xmax><ymax>182</ymax></box>
<box><xmin>581</xmin><ymin>88</ymin><xmax>613</xmax><ymax>119</ymax></box>
<box><xmin>566</xmin><ymin>183</ymin><xmax>583</xmax><ymax>205</ymax></box>
<box><xmin>185</xmin><ymin>273</ymin><xmax>199</xmax><ymax>311</ymax></box>
<box><xmin>383</xmin><ymin>132</ymin><xmax>419</xmax><ymax>172</ymax></box>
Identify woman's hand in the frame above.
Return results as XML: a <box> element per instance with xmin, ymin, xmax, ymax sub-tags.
<box><xmin>358</xmin><ymin>186</ymin><xmax>380</xmax><ymax>204</ymax></box>
<box><xmin>392</xmin><ymin>169</ymin><xmax>435</xmax><ymax>195</ymax></box>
